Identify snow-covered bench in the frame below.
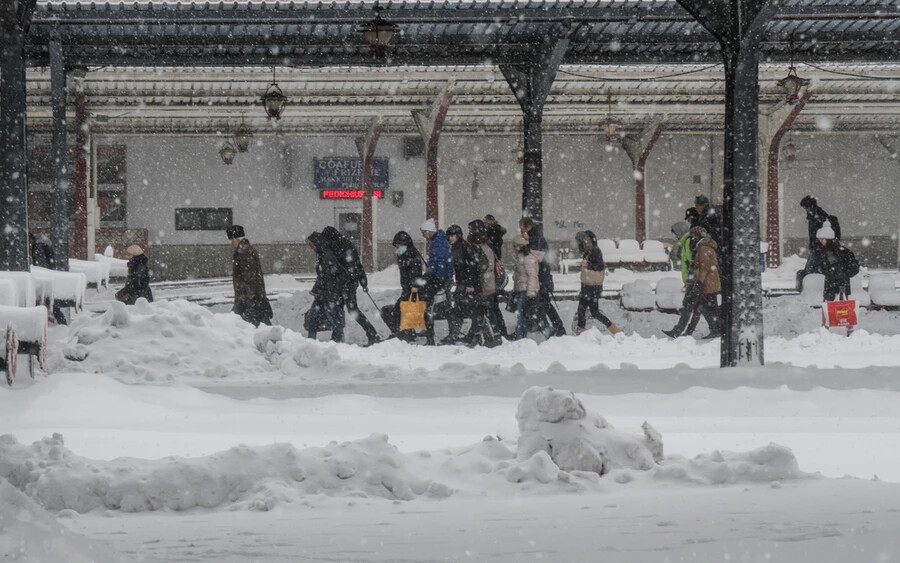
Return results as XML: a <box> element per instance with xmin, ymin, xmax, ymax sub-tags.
<box><xmin>30</xmin><ymin>266</ymin><xmax>87</xmax><ymax>312</ymax></box>
<box><xmin>0</xmin><ymin>279</ymin><xmax>18</xmax><ymax>308</ymax></box>
<box><xmin>616</xmin><ymin>239</ymin><xmax>645</xmax><ymax>265</ymax></box>
<box><xmin>0</xmin><ymin>305</ymin><xmax>48</xmax><ymax>385</ymax></box>
<box><xmin>868</xmin><ymin>274</ymin><xmax>900</xmax><ymax>309</ymax></box>
<box><xmin>655</xmin><ymin>277</ymin><xmax>684</xmax><ymax>312</ymax></box>
<box><xmin>0</xmin><ymin>272</ymin><xmax>37</xmax><ymax>307</ymax></box>
<box><xmin>69</xmin><ymin>258</ymin><xmax>111</xmax><ymax>289</ymax></box>
<box><xmin>620</xmin><ymin>280</ymin><xmax>656</xmax><ymax>311</ymax></box>
<box><xmin>642</xmin><ymin>240</ymin><xmax>671</xmax><ymax>270</ymax></box>
<box><xmin>559</xmin><ymin>258</ymin><xmax>581</xmax><ymax>274</ymax></box>
<box><xmin>94</xmin><ymin>253</ymin><xmax>129</xmax><ymax>279</ymax></box>
<box><xmin>598</xmin><ymin>239</ymin><xmax>619</xmax><ymax>266</ymax></box>
<box><xmin>801</xmin><ymin>273</ymin><xmax>869</xmax><ymax>308</ymax></box>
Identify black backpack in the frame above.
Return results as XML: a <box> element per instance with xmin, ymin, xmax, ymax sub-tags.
<box><xmin>840</xmin><ymin>246</ymin><xmax>860</xmax><ymax>278</ymax></box>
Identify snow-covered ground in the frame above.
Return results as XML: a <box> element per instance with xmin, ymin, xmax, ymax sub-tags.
<box><xmin>2</xmin><ymin>257</ymin><xmax>900</xmax><ymax>562</ymax></box>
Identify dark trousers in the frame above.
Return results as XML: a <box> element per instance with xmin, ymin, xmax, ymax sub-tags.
<box><xmin>343</xmin><ymin>290</ymin><xmax>378</xmax><ymax>339</ymax></box>
<box><xmin>685</xmin><ymin>293</ymin><xmax>721</xmax><ymax>336</ymax></box>
<box><xmin>576</xmin><ymin>294</ymin><xmax>612</xmax><ymax>329</ymax></box>
<box><xmin>539</xmin><ymin>290</ymin><xmax>566</xmax><ymax>336</ymax></box>
<box><xmin>449</xmin><ymin>289</ymin><xmax>490</xmax><ymax>343</ymax></box>
<box><xmin>670</xmin><ymin>281</ymin><xmax>703</xmax><ymax>335</ymax></box>
<box><xmin>307</xmin><ymin>297</ymin><xmax>345</xmax><ymax>342</ymax></box>
<box><xmin>466</xmin><ymin>293</ymin><xmax>504</xmax><ymax>342</ymax></box>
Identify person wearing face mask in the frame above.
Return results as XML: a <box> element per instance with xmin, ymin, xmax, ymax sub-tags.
<box><xmin>387</xmin><ymin>231</ymin><xmax>433</xmax><ymax>345</ymax></box>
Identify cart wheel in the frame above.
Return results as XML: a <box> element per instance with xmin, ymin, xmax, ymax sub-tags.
<box><xmin>4</xmin><ymin>327</ymin><xmax>17</xmax><ymax>386</ymax></box>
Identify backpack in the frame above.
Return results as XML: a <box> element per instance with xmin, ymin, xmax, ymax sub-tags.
<box><xmin>840</xmin><ymin>246</ymin><xmax>859</xmax><ymax>278</ymax></box>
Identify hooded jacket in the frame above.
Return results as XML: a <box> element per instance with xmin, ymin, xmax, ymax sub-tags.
<box><xmin>514</xmin><ymin>248</ymin><xmax>543</xmax><ymax>297</ymax></box>
<box><xmin>233</xmin><ymin>238</ymin><xmax>267</xmax><ymax>301</ymax></box>
<box><xmin>119</xmin><ymin>253</ymin><xmax>154</xmax><ymax>304</ymax></box>
<box><xmin>393</xmin><ymin>231</ymin><xmax>426</xmax><ymax>298</ymax></box>
<box><xmin>693</xmin><ymin>236</ymin><xmax>721</xmax><ymax>294</ymax></box>
<box><xmin>450</xmin><ymin>235</ymin><xmax>484</xmax><ymax>293</ymax></box>
<box><xmin>426</xmin><ymin>230</ymin><xmax>454</xmax><ymax>281</ymax></box>
<box><xmin>321</xmin><ymin>226</ymin><xmax>367</xmax><ymax>291</ymax></box>
<box><xmin>308</xmin><ymin>232</ymin><xmax>344</xmax><ymax>300</ymax></box>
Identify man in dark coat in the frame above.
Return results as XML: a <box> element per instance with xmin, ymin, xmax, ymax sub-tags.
<box><xmin>227</xmin><ymin>225</ymin><xmax>273</xmax><ymax>327</ymax></box>
<box><xmin>320</xmin><ymin>226</ymin><xmax>380</xmax><ymax>346</ymax></box>
<box><xmin>483</xmin><ymin>214</ymin><xmax>507</xmax><ymax>261</ymax></box>
<box><xmin>689</xmin><ymin>194</ymin><xmax>721</xmax><ymax>243</ymax></box>
<box><xmin>28</xmin><ymin>232</ymin><xmax>67</xmax><ymax>325</ymax></box>
<box><xmin>441</xmin><ymin>224</ymin><xmax>490</xmax><ymax>345</ymax></box>
<box><xmin>519</xmin><ymin>217</ymin><xmax>566</xmax><ymax>337</ymax></box>
<box><xmin>116</xmin><ymin>244</ymin><xmax>154</xmax><ymax>305</ymax></box>
<box><xmin>797</xmin><ymin>196</ymin><xmax>842</xmax><ymax>289</ymax></box>
<box><xmin>306</xmin><ymin>231</ymin><xmax>345</xmax><ymax>342</ymax></box>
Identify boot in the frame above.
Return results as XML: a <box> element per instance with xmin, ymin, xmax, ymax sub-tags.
<box><xmin>607</xmin><ymin>323</ymin><xmax>623</xmax><ymax>335</ymax></box>
<box><xmin>662</xmin><ymin>328</ymin><xmax>680</xmax><ymax>338</ymax></box>
<box><xmin>575</xmin><ymin>327</ymin><xmax>588</xmax><ymax>336</ymax></box>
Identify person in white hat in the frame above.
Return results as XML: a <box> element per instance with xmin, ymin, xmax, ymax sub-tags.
<box><xmin>116</xmin><ymin>244</ymin><xmax>154</xmax><ymax>305</ymax></box>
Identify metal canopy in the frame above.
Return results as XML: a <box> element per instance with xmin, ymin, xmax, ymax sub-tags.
<box><xmin>26</xmin><ymin>1</ymin><xmax>900</xmax><ymax>68</ymax></box>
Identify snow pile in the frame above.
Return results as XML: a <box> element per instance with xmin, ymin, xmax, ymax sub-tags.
<box><xmin>0</xmin><ymin>433</ymin><xmax>451</xmax><ymax>514</ymax></box>
<box><xmin>516</xmin><ymin>386</ymin><xmax>661</xmax><ymax>476</ymax></box>
<box><xmin>652</xmin><ymin>444</ymin><xmax>812</xmax><ymax>485</ymax></box>
<box><xmin>59</xmin><ymin>299</ymin><xmax>275</xmax><ymax>384</ymax></box>
<box><xmin>0</xmin><ymin>478</ymin><xmax>121</xmax><ymax>562</ymax></box>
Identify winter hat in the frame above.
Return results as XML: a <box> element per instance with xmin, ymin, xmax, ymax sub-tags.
<box><xmin>483</xmin><ymin>214</ymin><xmax>496</xmax><ymax>224</ymax></box>
<box><xmin>800</xmin><ymin>195</ymin><xmax>816</xmax><ymax>209</ymax></box>
<box><xmin>446</xmin><ymin>224</ymin><xmax>464</xmax><ymax>238</ymax></box>
<box><xmin>125</xmin><ymin>244</ymin><xmax>144</xmax><ymax>256</ymax></box>
<box><xmin>467</xmin><ymin>219</ymin><xmax>486</xmax><ymax>235</ymax></box>
<box><xmin>512</xmin><ymin>234</ymin><xmax>528</xmax><ymax>247</ymax></box>
<box><xmin>392</xmin><ymin>231</ymin><xmax>413</xmax><ymax>246</ymax></box>
<box><xmin>671</xmin><ymin>221</ymin><xmax>691</xmax><ymax>239</ymax></box>
<box><xmin>226</xmin><ymin>225</ymin><xmax>245</xmax><ymax>240</ymax></box>
<box><xmin>816</xmin><ymin>220</ymin><xmax>836</xmax><ymax>240</ymax></box>
<box><xmin>419</xmin><ymin>218</ymin><xmax>437</xmax><ymax>232</ymax></box>
<box><xmin>694</xmin><ymin>194</ymin><xmax>710</xmax><ymax>207</ymax></box>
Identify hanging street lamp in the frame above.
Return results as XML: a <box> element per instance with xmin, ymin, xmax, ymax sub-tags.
<box><xmin>600</xmin><ymin>92</ymin><xmax>621</xmax><ymax>142</ymax></box>
<box><xmin>219</xmin><ymin>136</ymin><xmax>237</xmax><ymax>165</ymax></box>
<box><xmin>234</xmin><ymin>113</ymin><xmax>253</xmax><ymax>152</ymax></box>
<box><xmin>261</xmin><ymin>67</ymin><xmax>288</xmax><ymax>120</ymax></box>
<box><xmin>777</xmin><ymin>36</ymin><xmax>809</xmax><ymax>105</ymax></box>
<box><xmin>359</xmin><ymin>2</ymin><xmax>399</xmax><ymax>60</ymax></box>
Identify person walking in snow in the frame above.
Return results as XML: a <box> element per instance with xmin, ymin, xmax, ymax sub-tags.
<box><xmin>663</xmin><ymin>220</ymin><xmax>703</xmax><ymax>339</ymax></box>
<box><xmin>519</xmin><ymin>217</ymin><xmax>566</xmax><ymax>337</ymax></box>
<box><xmin>420</xmin><ymin>218</ymin><xmax>454</xmax><ymax>342</ymax></box>
<box><xmin>483</xmin><ymin>214</ymin><xmax>507</xmax><ymax>262</ymax></box>
<box><xmin>688</xmin><ymin>194</ymin><xmax>721</xmax><ymax>244</ymax></box>
<box><xmin>442</xmin><ymin>224</ymin><xmax>491</xmax><ymax>346</ymax></box>
<box><xmin>510</xmin><ymin>234</ymin><xmax>543</xmax><ymax>340</ymax></box>
<box><xmin>465</xmin><ymin>219</ymin><xmax>505</xmax><ymax>346</ymax></box>
<box><xmin>305</xmin><ymin>231</ymin><xmax>346</xmax><ymax>342</ymax></box>
<box><xmin>668</xmin><ymin>226</ymin><xmax>721</xmax><ymax>339</ymax></box>
<box><xmin>320</xmin><ymin>226</ymin><xmax>380</xmax><ymax>346</ymax></box>
<box><xmin>798</xmin><ymin>195</ymin><xmax>842</xmax><ymax>288</ymax></box>
<box><xmin>388</xmin><ymin>231</ymin><xmax>432</xmax><ymax>344</ymax></box>
<box><xmin>115</xmin><ymin>244</ymin><xmax>154</xmax><ymax>306</ymax></box>
<box><xmin>227</xmin><ymin>225</ymin><xmax>273</xmax><ymax>327</ymax></box>
<box><xmin>573</xmin><ymin>231</ymin><xmax>622</xmax><ymax>336</ymax></box>
<box><xmin>817</xmin><ymin>220</ymin><xmax>859</xmax><ymax>335</ymax></box>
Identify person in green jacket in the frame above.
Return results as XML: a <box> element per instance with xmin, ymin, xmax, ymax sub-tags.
<box><xmin>662</xmin><ymin>221</ymin><xmax>703</xmax><ymax>338</ymax></box>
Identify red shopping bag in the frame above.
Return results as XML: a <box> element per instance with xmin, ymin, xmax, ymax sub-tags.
<box><xmin>823</xmin><ymin>299</ymin><xmax>858</xmax><ymax>328</ymax></box>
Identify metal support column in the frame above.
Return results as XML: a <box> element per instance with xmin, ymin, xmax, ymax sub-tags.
<box><xmin>49</xmin><ymin>39</ymin><xmax>71</xmax><ymax>270</ymax></box>
<box><xmin>677</xmin><ymin>0</ymin><xmax>779</xmax><ymax>367</ymax></box>
<box><xmin>355</xmin><ymin>120</ymin><xmax>383</xmax><ymax>272</ymax></box>
<box><xmin>412</xmin><ymin>87</ymin><xmax>453</xmax><ymax>229</ymax></box>
<box><xmin>72</xmin><ymin>77</ymin><xmax>90</xmax><ymax>260</ymax></box>
<box><xmin>622</xmin><ymin>121</ymin><xmax>664</xmax><ymax>243</ymax></box>
<box><xmin>0</xmin><ymin>0</ymin><xmax>31</xmax><ymax>271</ymax></box>
<box><xmin>501</xmin><ymin>36</ymin><xmax>569</xmax><ymax>240</ymax></box>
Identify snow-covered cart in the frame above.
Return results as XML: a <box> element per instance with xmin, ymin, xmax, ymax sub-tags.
<box><xmin>0</xmin><ymin>305</ymin><xmax>48</xmax><ymax>385</ymax></box>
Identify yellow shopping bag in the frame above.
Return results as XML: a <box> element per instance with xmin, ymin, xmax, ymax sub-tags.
<box><xmin>399</xmin><ymin>294</ymin><xmax>427</xmax><ymax>331</ymax></box>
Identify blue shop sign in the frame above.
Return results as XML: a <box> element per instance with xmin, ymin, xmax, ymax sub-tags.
<box><xmin>313</xmin><ymin>157</ymin><xmax>389</xmax><ymax>191</ymax></box>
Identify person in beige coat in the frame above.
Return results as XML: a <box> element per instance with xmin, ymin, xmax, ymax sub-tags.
<box><xmin>683</xmin><ymin>226</ymin><xmax>721</xmax><ymax>338</ymax></box>
<box><xmin>511</xmin><ymin>234</ymin><xmax>543</xmax><ymax>340</ymax></box>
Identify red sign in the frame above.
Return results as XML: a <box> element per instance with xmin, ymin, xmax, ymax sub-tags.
<box><xmin>320</xmin><ymin>190</ymin><xmax>384</xmax><ymax>199</ymax></box>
